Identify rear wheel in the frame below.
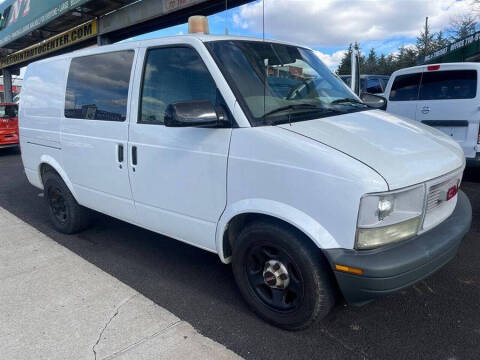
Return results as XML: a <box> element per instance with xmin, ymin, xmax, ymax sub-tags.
<box><xmin>43</xmin><ymin>171</ymin><xmax>90</xmax><ymax>234</ymax></box>
<box><xmin>232</xmin><ymin>220</ymin><xmax>335</xmax><ymax>330</ymax></box>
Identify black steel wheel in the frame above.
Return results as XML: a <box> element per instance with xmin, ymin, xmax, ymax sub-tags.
<box><xmin>232</xmin><ymin>220</ymin><xmax>336</xmax><ymax>330</ymax></box>
<box><xmin>245</xmin><ymin>243</ymin><xmax>304</xmax><ymax>312</ymax></box>
<box><xmin>43</xmin><ymin>171</ymin><xmax>90</xmax><ymax>234</ymax></box>
<box><xmin>47</xmin><ymin>185</ymin><xmax>68</xmax><ymax>224</ymax></box>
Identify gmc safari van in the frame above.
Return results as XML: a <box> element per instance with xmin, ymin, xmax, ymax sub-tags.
<box><xmin>20</xmin><ymin>35</ymin><xmax>472</xmax><ymax>330</ymax></box>
<box><xmin>384</xmin><ymin>63</ymin><xmax>480</xmax><ymax>165</ymax></box>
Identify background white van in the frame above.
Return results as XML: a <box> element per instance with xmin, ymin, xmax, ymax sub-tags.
<box><xmin>384</xmin><ymin>63</ymin><xmax>480</xmax><ymax>165</ymax></box>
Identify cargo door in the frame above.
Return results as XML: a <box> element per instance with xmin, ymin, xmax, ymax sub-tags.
<box><xmin>416</xmin><ymin>67</ymin><xmax>479</xmax><ymax>158</ymax></box>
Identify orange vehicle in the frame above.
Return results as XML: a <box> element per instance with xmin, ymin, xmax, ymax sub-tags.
<box><xmin>0</xmin><ymin>103</ymin><xmax>19</xmax><ymax>149</ymax></box>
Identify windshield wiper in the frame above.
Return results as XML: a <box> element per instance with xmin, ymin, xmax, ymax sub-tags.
<box><xmin>330</xmin><ymin>98</ymin><xmax>365</xmax><ymax>105</ymax></box>
<box><xmin>263</xmin><ymin>104</ymin><xmax>325</xmax><ymax>118</ymax></box>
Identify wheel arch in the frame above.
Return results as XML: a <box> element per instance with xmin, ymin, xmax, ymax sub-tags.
<box><xmin>216</xmin><ymin>199</ymin><xmax>338</xmax><ymax>264</ymax></box>
<box><xmin>38</xmin><ymin>155</ymin><xmax>78</xmax><ymax>200</ymax></box>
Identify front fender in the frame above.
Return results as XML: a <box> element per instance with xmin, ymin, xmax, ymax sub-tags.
<box><xmin>216</xmin><ymin>198</ymin><xmax>338</xmax><ymax>263</ymax></box>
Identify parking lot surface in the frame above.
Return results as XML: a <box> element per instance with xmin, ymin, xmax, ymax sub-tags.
<box><xmin>1</xmin><ymin>147</ymin><xmax>479</xmax><ymax>360</ymax></box>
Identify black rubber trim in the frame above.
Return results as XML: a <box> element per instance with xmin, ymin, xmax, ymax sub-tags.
<box><xmin>323</xmin><ymin>190</ymin><xmax>472</xmax><ymax>305</ymax></box>
<box><xmin>466</xmin><ymin>153</ymin><xmax>480</xmax><ymax>167</ymax></box>
<box><xmin>422</xmin><ymin>120</ymin><xmax>469</xmax><ymax>127</ymax></box>
<box><xmin>26</xmin><ymin>141</ymin><xmax>61</xmax><ymax>150</ymax></box>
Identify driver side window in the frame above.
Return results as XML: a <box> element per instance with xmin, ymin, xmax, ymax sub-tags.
<box><xmin>139</xmin><ymin>46</ymin><xmax>217</xmax><ymax>125</ymax></box>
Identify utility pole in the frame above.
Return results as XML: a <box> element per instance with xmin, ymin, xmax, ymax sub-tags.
<box><xmin>425</xmin><ymin>16</ymin><xmax>429</xmax><ymax>55</ymax></box>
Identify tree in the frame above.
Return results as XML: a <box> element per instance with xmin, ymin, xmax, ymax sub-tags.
<box><xmin>416</xmin><ymin>17</ymin><xmax>435</xmax><ymax>57</ymax></box>
<box><xmin>336</xmin><ymin>43</ymin><xmax>353</xmax><ymax>75</ymax></box>
<box><xmin>449</xmin><ymin>14</ymin><xmax>477</xmax><ymax>40</ymax></box>
<box><xmin>336</xmin><ymin>43</ymin><xmax>365</xmax><ymax>75</ymax></box>
<box><xmin>377</xmin><ymin>54</ymin><xmax>390</xmax><ymax>75</ymax></box>
<box><xmin>396</xmin><ymin>45</ymin><xmax>418</xmax><ymax>70</ymax></box>
<box><xmin>433</xmin><ymin>31</ymin><xmax>450</xmax><ymax>50</ymax></box>
<box><xmin>364</xmin><ymin>48</ymin><xmax>378</xmax><ymax>74</ymax></box>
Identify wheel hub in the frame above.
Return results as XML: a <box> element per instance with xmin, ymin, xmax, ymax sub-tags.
<box><xmin>263</xmin><ymin>260</ymin><xmax>290</xmax><ymax>289</ymax></box>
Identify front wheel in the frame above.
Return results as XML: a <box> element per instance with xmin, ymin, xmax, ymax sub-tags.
<box><xmin>232</xmin><ymin>220</ymin><xmax>336</xmax><ymax>330</ymax></box>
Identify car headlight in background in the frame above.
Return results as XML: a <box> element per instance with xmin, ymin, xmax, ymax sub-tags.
<box><xmin>356</xmin><ymin>184</ymin><xmax>426</xmax><ymax>249</ymax></box>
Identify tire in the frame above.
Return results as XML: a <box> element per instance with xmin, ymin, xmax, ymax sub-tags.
<box><xmin>43</xmin><ymin>171</ymin><xmax>90</xmax><ymax>234</ymax></box>
<box><xmin>232</xmin><ymin>220</ymin><xmax>335</xmax><ymax>330</ymax></box>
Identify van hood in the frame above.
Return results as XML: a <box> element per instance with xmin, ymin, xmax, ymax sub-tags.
<box><xmin>277</xmin><ymin>110</ymin><xmax>464</xmax><ymax>190</ymax></box>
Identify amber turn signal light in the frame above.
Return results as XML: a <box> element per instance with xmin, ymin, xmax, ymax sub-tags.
<box><xmin>335</xmin><ymin>264</ymin><xmax>364</xmax><ymax>275</ymax></box>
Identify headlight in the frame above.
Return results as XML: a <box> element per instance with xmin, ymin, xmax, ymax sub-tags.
<box><xmin>356</xmin><ymin>184</ymin><xmax>426</xmax><ymax>249</ymax></box>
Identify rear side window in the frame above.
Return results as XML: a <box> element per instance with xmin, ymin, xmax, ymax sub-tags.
<box><xmin>366</xmin><ymin>78</ymin><xmax>383</xmax><ymax>94</ymax></box>
<box><xmin>139</xmin><ymin>46</ymin><xmax>217</xmax><ymax>124</ymax></box>
<box><xmin>65</xmin><ymin>51</ymin><xmax>134</xmax><ymax>121</ymax></box>
<box><xmin>419</xmin><ymin>70</ymin><xmax>477</xmax><ymax>100</ymax></box>
<box><xmin>379</xmin><ymin>78</ymin><xmax>389</xmax><ymax>90</ymax></box>
<box><xmin>389</xmin><ymin>73</ymin><xmax>421</xmax><ymax>101</ymax></box>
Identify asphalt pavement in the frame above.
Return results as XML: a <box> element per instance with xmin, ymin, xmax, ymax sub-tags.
<box><xmin>0</xmin><ymin>147</ymin><xmax>479</xmax><ymax>360</ymax></box>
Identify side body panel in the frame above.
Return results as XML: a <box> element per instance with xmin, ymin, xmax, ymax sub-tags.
<box><xmin>217</xmin><ymin>126</ymin><xmax>388</xmax><ymax>261</ymax></box>
<box><xmin>126</xmin><ymin>40</ymin><xmax>236</xmax><ymax>252</ymax></box>
<box><xmin>60</xmin><ymin>50</ymin><xmax>138</xmax><ymax>223</ymax></box>
<box><xmin>19</xmin><ymin>58</ymin><xmax>68</xmax><ymax>189</ymax></box>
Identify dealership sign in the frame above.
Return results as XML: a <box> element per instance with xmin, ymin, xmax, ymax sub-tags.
<box><xmin>0</xmin><ymin>19</ymin><xmax>97</xmax><ymax>69</ymax></box>
<box><xmin>0</xmin><ymin>0</ymin><xmax>91</xmax><ymax>48</ymax></box>
<box><xmin>425</xmin><ymin>31</ymin><xmax>480</xmax><ymax>62</ymax></box>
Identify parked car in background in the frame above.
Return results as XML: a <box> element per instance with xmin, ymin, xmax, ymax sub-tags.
<box><xmin>0</xmin><ymin>103</ymin><xmax>19</xmax><ymax>149</ymax></box>
<box><xmin>384</xmin><ymin>63</ymin><xmax>479</xmax><ymax>165</ymax></box>
<box><xmin>340</xmin><ymin>74</ymin><xmax>390</xmax><ymax>96</ymax></box>
<box><xmin>20</xmin><ymin>35</ymin><xmax>471</xmax><ymax>330</ymax></box>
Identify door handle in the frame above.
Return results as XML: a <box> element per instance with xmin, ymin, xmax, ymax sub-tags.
<box><xmin>421</xmin><ymin>106</ymin><xmax>430</xmax><ymax>114</ymax></box>
<box><xmin>132</xmin><ymin>146</ymin><xmax>137</xmax><ymax>166</ymax></box>
<box><xmin>117</xmin><ymin>144</ymin><xmax>124</xmax><ymax>163</ymax></box>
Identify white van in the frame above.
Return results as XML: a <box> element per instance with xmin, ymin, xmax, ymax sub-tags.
<box><xmin>384</xmin><ymin>63</ymin><xmax>480</xmax><ymax>165</ymax></box>
<box><xmin>19</xmin><ymin>35</ymin><xmax>471</xmax><ymax>330</ymax></box>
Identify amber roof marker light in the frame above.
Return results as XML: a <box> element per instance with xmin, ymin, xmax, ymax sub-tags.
<box><xmin>188</xmin><ymin>16</ymin><xmax>210</xmax><ymax>34</ymax></box>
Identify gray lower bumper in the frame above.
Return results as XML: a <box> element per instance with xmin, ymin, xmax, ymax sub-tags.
<box><xmin>324</xmin><ymin>190</ymin><xmax>472</xmax><ymax>306</ymax></box>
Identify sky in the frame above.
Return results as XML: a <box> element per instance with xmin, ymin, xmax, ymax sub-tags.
<box><xmin>132</xmin><ymin>0</ymin><xmax>475</xmax><ymax>70</ymax></box>
<box><xmin>0</xmin><ymin>0</ymin><xmax>476</xmax><ymax>73</ymax></box>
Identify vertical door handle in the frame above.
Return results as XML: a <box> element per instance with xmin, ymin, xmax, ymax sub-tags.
<box><xmin>132</xmin><ymin>146</ymin><xmax>137</xmax><ymax>166</ymax></box>
<box><xmin>117</xmin><ymin>144</ymin><xmax>124</xmax><ymax>163</ymax></box>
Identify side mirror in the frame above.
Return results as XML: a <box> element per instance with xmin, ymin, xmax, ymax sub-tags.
<box><xmin>360</xmin><ymin>93</ymin><xmax>387</xmax><ymax>110</ymax></box>
<box><xmin>164</xmin><ymin>100</ymin><xmax>228</xmax><ymax>128</ymax></box>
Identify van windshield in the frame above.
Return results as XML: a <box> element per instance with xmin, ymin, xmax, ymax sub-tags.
<box><xmin>0</xmin><ymin>104</ymin><xmax>17</xmax><ymax>118</ymax></box>
<box><xmin>207</xmin><ymin>40</ymin><xmax>368</xmax><ymax>126</ymax></box>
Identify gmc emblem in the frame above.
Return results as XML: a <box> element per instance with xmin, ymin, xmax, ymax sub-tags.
<box><xmin>446</xmin><ymin>185</ymin><xmax>458</xmax><ymax>201</ymax></box>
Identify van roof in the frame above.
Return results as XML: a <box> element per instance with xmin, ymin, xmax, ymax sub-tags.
<box><xmin>28</xmin><ymin>34</ymin><xmax>310</xmax><ymax>66</ymax></box>
<box><xmin>391</xmin><ymin>62</ymin><xmax>480</xmax><ymax>77</ymax></box>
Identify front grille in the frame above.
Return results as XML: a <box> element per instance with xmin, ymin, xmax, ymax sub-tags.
<box><xmin>421</xmin><ymin>170</ymin><xmax>462</xmax><ymax>232</ymax></box>
<box><xmin>426</xmin><ymin>183</ymin><xmax>448</xmax><ymax>213</ymax></box>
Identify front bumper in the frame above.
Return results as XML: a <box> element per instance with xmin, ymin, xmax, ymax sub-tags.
<box><xmin>0</xmin><ymin>129</ymin><xmax>19</xmax><ymax>147</ymax></box>
<box><xmin>324</xmin><ymin>190</ymin><xmax>472</xmax><ymax>306</ymax></box>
